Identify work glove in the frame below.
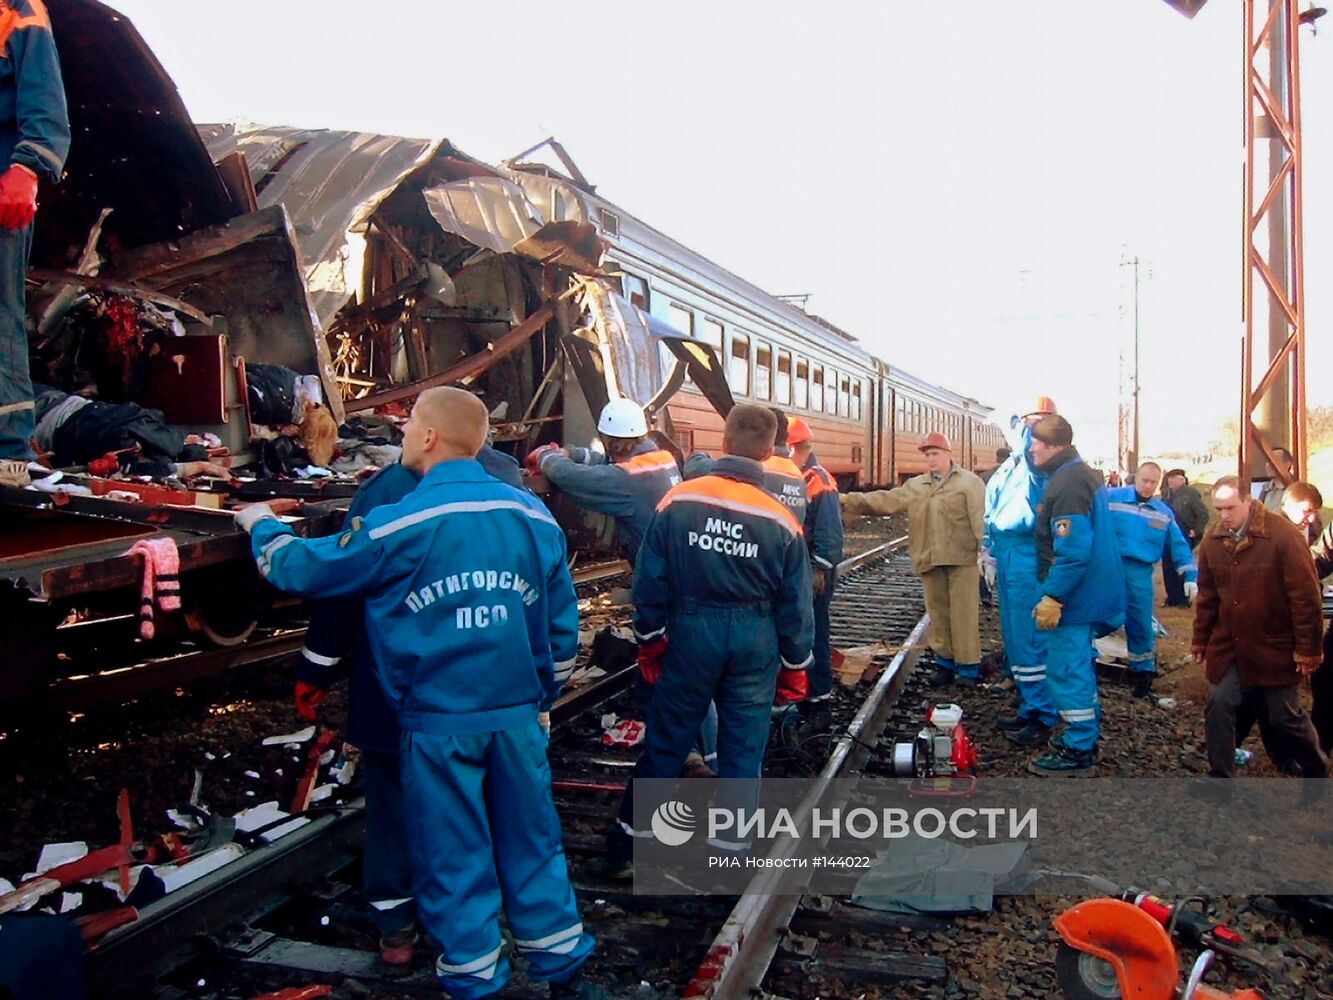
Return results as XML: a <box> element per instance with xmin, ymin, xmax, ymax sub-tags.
<box><xmin>811</xmin><ymin>567</ymin><xmax>828</xmax><ymax>598</ymax></box>
<box><xmin>978</xmin><ymin>550</ymin><xmax>998</xmax><ymax>592</ymax></box>
<box><xmin>775</xmin><ymin>667</ymin><xmax>809</xmax><ymax>705</ymax></box>
<box><xmin>637</xmin><ymin>636</ymin><xmax>668</xmax><ymax>685</ymax></box>
<box><xmin>524</xmin><ymin>443</ymin><xmax>564</xmax><ymax>476</ymax></box>
<box><xmin>1296</xmin><ymin>654</ymin><xmax>1322</xmax><ymax>677</ymax></box>
<box><xmin>1033</xmin><ymin>595</ymin><xmax>1063</xmax><ymax>631</ymax></box>
<box><xmin>234</xmin><ymin>502</ymin><xmax>278</xmax><ymax>533</ymax></box>
<box><xmin>0</xmin><ymin>164</ymin><xmax>38</xmax><ymax>230</ymax></box>
<box><xmin>1183</xmin><ymin>581</ymin><xmax>1198</xmax><ymax>603</ymax></box>
<box><xmin>1191</xmin><ymin>646</ymin><xmax>1207</xmax><ymax>664</ymax></box>
<box><xmin>294</xmin><ymin>680</ymin><xmax>328</xmax><ymax>722</ymax></box>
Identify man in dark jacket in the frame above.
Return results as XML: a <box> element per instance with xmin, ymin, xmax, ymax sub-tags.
<box><xmin>1026</xmin><ymin>415</ymin><xmax>1125</xmax><ymax>776</ymax></box>
<box><xmin>1192</xmin><ymin>476</ymin><xmax>1327</xmax><ymax>783</ymax></box>
<box><xmin>1161</xmin><ymin>469</ymin><xmax>1209</xmax><ymax>608</ymax></box>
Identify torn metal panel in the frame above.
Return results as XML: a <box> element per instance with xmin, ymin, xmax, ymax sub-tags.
<box><xmin>575</xmin><ymin>280</ymin><xmax>675</xmax><ymax>407</ymax></box>
<box><xmin>36</xmin><ymin>1</ymin><xmax>243</xmax><ymax>264</ymax></box>
<box><xmin>423</xmin><ymin>178</ymin><xmax>608</xmax><ymax>274</ymax></box>
<box><xmin>201</xmin><ymin>125</ymin><xmax>441</xmax><ymax>329</ymax></box>
<box><xmin>659</xmin><ymin>334</ymin><xmax>733</xmax><ymax>417</ymax></box>
<box><xmin>103</xmin><ymin>204</ymin><xmax>343</xmax><ymax>425</ymax></box>
<box><xmin>421</xmin><ymin>177</ymin><xmax>545</xmax><ymax>255</ymax></box>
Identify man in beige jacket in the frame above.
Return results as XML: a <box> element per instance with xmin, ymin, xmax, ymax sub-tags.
<box><xmin>841</xmin><ymin>432</ymin><xmax>986</xmax><ymax>685</ymax></box>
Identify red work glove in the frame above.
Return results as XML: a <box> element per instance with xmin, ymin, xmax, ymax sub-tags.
<box><xmin>294</xmin><ymin>680</ymin><xmax>328</xmax><ymax>721</ymax></box>
<box><xmin>775</xmin><ymin>667</ymin><xmax>809</xmax><ymax>705</ymax></box>
<box><xmin>525</xmin><ymin>443</ymin><xmax>564</xmax><ymax>476</ymax></box>
<box><xmin>637</xmin><ymin>637</ymin><xmax>667</xmax><ymax>685</ymax></box>
<box><xmin>0</xmin><ymin>164</ymin><xmax>38</xmax><ymax>230</ymax></box>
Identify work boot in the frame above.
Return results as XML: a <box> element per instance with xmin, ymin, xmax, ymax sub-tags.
<box><xmin>927</xmin><ymin>668</ymin><xmax>955</xmax><ymax>687</ymax></box>
<box><xmin>681</xmin><ymin>752</ymin><xmax>716</xmax><ymax>779</ymax></box>
<box><xmin>1131</xmin><ymin>672</ymin><xmax>1155</xmax><ymax>699</ymax></box>
<box><xmin>798</xmin><ymin>698</ymin><xmax>834</xmax><ymax>736</ymax></box>
<box><xmin>1004</xmin><ymin>721</ymin><xmax>1053</xmax><ymax>747</ymax></box>
<box><xmin>584</xmin><ymin>855</ymin><xmax>634</xmax><ymax>882</ymax></box>
<box><xmin>996</xmin><ymin>714</ymin><xmax>1037</xmax><ymax>732</ymax></box>
<box><xmin>550</xmin><ymin>970</ymin><xmax>610</xmax><ymax>1000</ymax></box>
<box><xmin>954</xmin><ymin>673</ymin><xmax>979</xmax><ymax>688</ymax></box>
<box><xmin>1028</xmin><ymin>742</ymin><xmax>1097</xmax><ymax>777</ymax></box>
<box><xmin>378</xmin><ymin>923</ymin><xmax>418</xmax><ymax>966</ymax></box>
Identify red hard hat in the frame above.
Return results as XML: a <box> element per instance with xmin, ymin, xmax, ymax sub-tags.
<box><xmin>787</xmin><ymin>416</ymin><xmax>813</xmax><ymax>446</ymax></box>
<box><xmin>1026</xmin><ymin>396</ymin><xmax>1057</xmax><ymax>417</ymax></box>
<box><xmin>919</xmin><ymin>431</ymin><xmax>952</xmax><ymax>453</ymax></box>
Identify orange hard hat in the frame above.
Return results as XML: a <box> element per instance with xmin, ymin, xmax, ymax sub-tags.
<box><xmin>1026</xmin><ymin>396</ymin><xmax>1057</xmax><ymax>417</ymax></box>
<box><xmin>919</xmin><ymin>431</ymin><xmax>952</xmax><ymax>453</ymax></box>
<box><xmin>787</xmin><ymin>416</ymin><xmax>813</xmax><ymax>446</ymax></box>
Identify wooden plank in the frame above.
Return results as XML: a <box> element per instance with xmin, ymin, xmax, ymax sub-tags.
<box><xmin>344</xmin><ymin>299</ymin><xmax>556</xmax><ymax>413</ymax></box>
<box><xmin>26</xmin><ymin>268</ymin><xmax>214</xmax><ymax>327</ymax></box>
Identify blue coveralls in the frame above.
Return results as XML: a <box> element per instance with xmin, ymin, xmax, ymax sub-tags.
<box><xmin>801</xmin><ymin>453</ymin><xmax>844</xmax><ymax>700</ymax></box>
<box><xmin>608</xmin><ymin>456</ymin><xmax>814</xmax><ymax>860</ymax></box>
<box><xmin>1034</xmin><ymin>448</ymin><xmax>1126</xmax><ymax>752</ymax></box>
<box><xmin>540</xmin><ymin>438</ymin><xmax>681</xmax><ymax>564</ymax></box>
<box><xmin>1106</xmin><ymin>486</ymin><xmax>1197</xmax><ymax>677</ymax></box>
<box><xmin>297</xmin><ymin>449</ymin><xmax>523</xmax><ymax>937</ymax></box>
<box><xmin>984</xmin><ymin>447</ymin><xmax>1060</xmax><ymax>726</ymax></box>
<box><xmin>250</xmin><ymin>458</ymin><xmax>592</xmax><ymax>999</ymax></box>
<box><xmin>0</xmin><ymin>1</ymin><xmax>69</xmax><ymax>458</ymax></box>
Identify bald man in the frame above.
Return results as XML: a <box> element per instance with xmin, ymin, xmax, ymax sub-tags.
<box><xmin>237</xmin><ymin>387</ymin><xmax>603</xmax><ymax>1000</ymax></box>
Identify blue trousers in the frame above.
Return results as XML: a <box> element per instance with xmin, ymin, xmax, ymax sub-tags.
<box><xmin>0</xmin><ymin>224</ymin><xmax>34</xmax><ymax>459</ymax></box>
<box><xmin>808</xmin><ymin>574</ymin><xmax>836</xmax><ymax>698</ymax></box>
<box><xmin>636</xmin><ymin>673</ymin><xmax>718</xmax><ymax>766</ymax></box>
<box><xmin>995</xmin><ymin>541</ymin><xmax>1058</xmax><ymax>726</ymax></box>
<box><xmin>361</xmin><ymin>748</ymin><xmax>415</xmax><ymax>934</ymax></box>
<box><xmin>611</xmin><ymin>603</ymin><xmax>779</xmax><ymax>858</ymax></box>
<box><xmin>1046</xmin><ymin>623</ymin><xmax>1101</xmax><ymax>751</ymax></box>
<box><xmin>0</xmin><ymin>914</ymin><xmax>84</xmax><ymax>1000</ymax></box>
<box><xmin>402</xmin><ymin>723</ymin><xmax>593</xmax><ymax>999</ymax></box>
<box><xmin>1122</xmin><ymin>558</ymin><xmax>1158</xmax><ymax>674</ymax></box>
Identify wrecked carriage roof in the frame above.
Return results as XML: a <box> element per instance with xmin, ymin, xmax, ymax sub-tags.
<box><xmin>199</xmin><ymin>124</ymin><xmax>443</xmax><ymax>329</ymax></box>
<box><xmin>35</xmin><ymin>0</ymin><xmax>244</xmax><ymax>265</ymax></box>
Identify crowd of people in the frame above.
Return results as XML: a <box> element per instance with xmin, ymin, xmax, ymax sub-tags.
<box><xmin>226</xmin><ymin>387</ymin><xmax>1329</xmax><ymax>995</ymax></box>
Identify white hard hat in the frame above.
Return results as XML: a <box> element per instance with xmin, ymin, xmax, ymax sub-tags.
<box><xmin>597</xmin><ymin>397</ymin><xmax>648</xmax><ymax>438</ymax></box>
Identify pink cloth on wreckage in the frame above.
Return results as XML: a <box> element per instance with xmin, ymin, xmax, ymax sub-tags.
<box><xmin>127</xmin><ymin>537</ymin><xmax>181</xmax><ymax>639</ymax></box>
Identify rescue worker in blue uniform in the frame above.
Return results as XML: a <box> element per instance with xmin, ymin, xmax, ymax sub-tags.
<box><xmin>599</xmin><ymin>404</ymin><xmax>814</xmax><ymax>876</ymax></box>
<box><xmin>1107</xmin><ymin>461</ymin><xmax>1197</xmax><ymax>699</ymax></box>
<box><xmin>789</xmin><ymin>416</ymin><xmax>843</xmax><ymax>733</ymax></box>
<box><xmin>1027</xmin><ymin>414</ymin><xmax>1125</xmax><ymax>776</ymax></box>
<box><xmin>985</xmin><ymin>400</ymin><xmax>1063</xmax><ymax>747</ymax></box>
<box><xmin>0</xmin><ymin>0</ymin><xmax>69</xmax><ymax>459</ymax></box>
<box><xmin>238</xmin><ymin>387</ymin><xmax>602</xmax><ymax>1000</ymax></box>
<box><xmin>292</xmin><ymin>445</ymin><xmax>524</xmax><ymax>966</ymax></box>
<box><xmin>532</xmin><ymin>397</ymin><xmax>681</xmax><ymax>565</ymax></box>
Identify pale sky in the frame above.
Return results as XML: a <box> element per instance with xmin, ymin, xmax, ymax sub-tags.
<box><xmin>104</xmin><ymin>0</ymin><xmax>1332</xmax><ymax>465</ymax></box>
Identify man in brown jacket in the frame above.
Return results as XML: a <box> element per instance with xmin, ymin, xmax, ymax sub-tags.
<box><xmin>1192</xmin><ymin>476</ymin><xmax>1328</xmax><ymax>782</ymax></box>
<box><xmin>842</xmin><ymin>431</ymin><xmax>985</xmax><ymax>685</ymax></box>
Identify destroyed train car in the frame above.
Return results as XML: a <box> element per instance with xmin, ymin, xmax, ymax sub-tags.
<box><xmin>2</xmin><ymin>0</ymin><xmax>356</xmax><ymax>705</ymax></box>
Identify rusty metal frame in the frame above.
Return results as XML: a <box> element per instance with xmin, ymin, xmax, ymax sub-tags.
<box><xmin>1241</xmin><ymin>0</ymin><xmax>1307</xmax><ymax>484</ymax></box>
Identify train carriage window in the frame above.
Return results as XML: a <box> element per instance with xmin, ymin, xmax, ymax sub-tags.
<box><xmin>701</xmin><ymin>318</ymin><xmax>723</xmax><ymax>351</ymax></box>
<box><xmin>810</xmin><ymin>364</ymin><xmax>824</xmax><ymax>413</ymax></box>
<box><xmin>729</xmin><ymin>333</ymin><xmax>750</xmax><ymax>396</ymax></box>
<box><xmin>896</xmin><ymin>395</ymin><xmax>906</xmax><ymax>430</ymax></box>
<box><xmin>839</xmin><ymin>375</ymin><xmax>851</xmax><ymax>418</ymax></box>
<box><xmin>623</xmin><ymin>273</ymin><xmax>650</xmax><ymax>311</ymax></box>
<box><xmin>664</xmin><ymin>303</ymin><xmax>694</xmax><ymax>381</ymax></box>
<box><xmin>851</xmin><ymin>380</ymin><xmax>862</xmax><ymax>421</ymax></box>
<box><xmin>825</xmin><ymin>368</ymin><xmax>838</xmax><ymax>416</ymax></box>
<box><xmin>755</xmin><ymin>343</ymin><xmax>772</xmax><ymax>400</ymax></box>
<box><xmin>775</xmin><ymin>350</ymin><xmax>792</xmax><ymax>405</ymax></box>
<box><xmin>795</xmin><ymin>358</ymin><xmax>809</xmax><ymax>409</ymax></box>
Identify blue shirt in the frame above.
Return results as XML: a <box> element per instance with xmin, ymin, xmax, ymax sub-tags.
<box><xmin>251</xmin><ymin>457</ymin><xmax>579</xmax><ymax>735</ymax></box>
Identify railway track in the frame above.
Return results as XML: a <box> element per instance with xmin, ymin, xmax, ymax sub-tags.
<box><xmin>72</xmin><ymin>535</ymin><xmax>932</xmax><ymax>1000</ymax></box>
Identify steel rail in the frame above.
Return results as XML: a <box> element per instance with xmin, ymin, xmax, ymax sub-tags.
<box><xmin>836</xmin><ymin>535</ymin><xmax>909</xmax><ymax>576</ymax></box>
<box><xmin>684</xmin><ymin>540</ymin><xmax>925</xmax><ymax>1000</ymax></box>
